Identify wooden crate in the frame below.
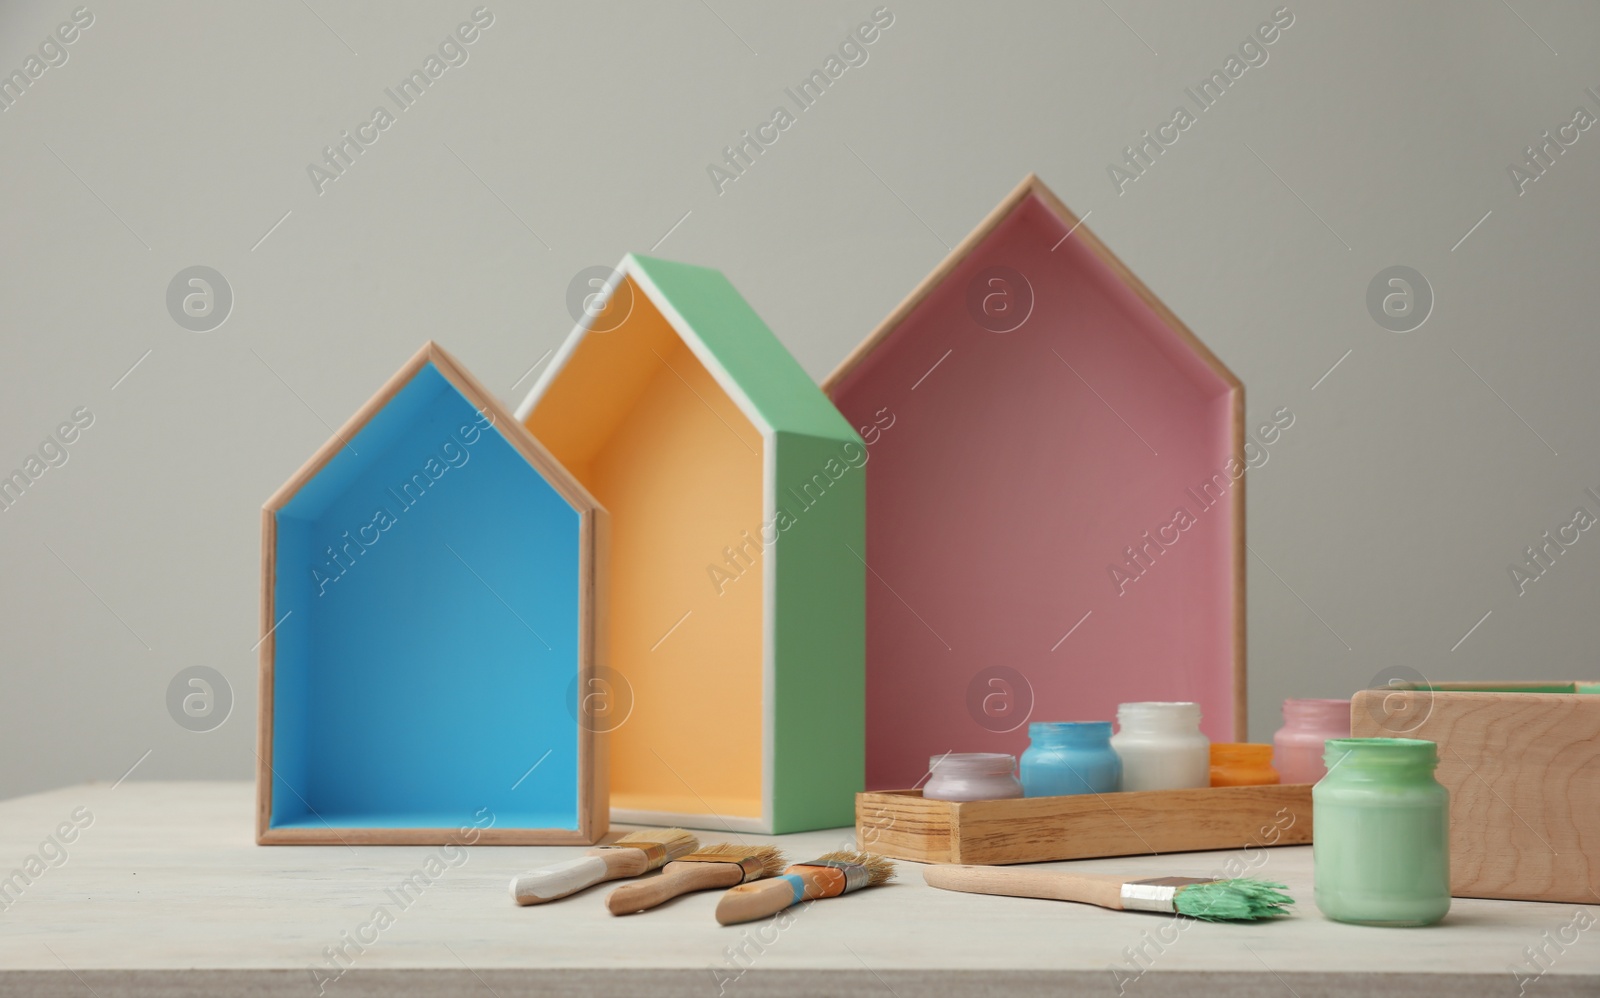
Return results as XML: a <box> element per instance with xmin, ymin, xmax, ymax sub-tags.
<box><xmin>1351</xmin><ymin>681</ymin><xmax>1600</xmax><ymax>903</ymax></box>
<box><xmin>856</xmin><ymin>785</ymin><xmax>1312</xmax><ymax>866</ymax></box>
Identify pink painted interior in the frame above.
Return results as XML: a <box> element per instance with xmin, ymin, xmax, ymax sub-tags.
<box><xmin>829</xmin><ymin>193</ymin><xmax>1241</xmax><ymax>791</ymax></box>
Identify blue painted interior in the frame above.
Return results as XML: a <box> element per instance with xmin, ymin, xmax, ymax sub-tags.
<box><xmin>271</xmin><ymin>363</ymin><xmax>583</xmax><ymax>830</ymax></box>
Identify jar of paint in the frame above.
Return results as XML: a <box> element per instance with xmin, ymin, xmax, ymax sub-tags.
<box><xmin>922</xmin><ymin>753</ymin><xmax>1023</xmax><ymax>802</ymax></box>
<box><xmin>1313</xmin><ymin>737</ymin><xmax>1450</xmax><ymax>926</ymax></box>
<box><xmin>1272</xmin><ymin>698</ymin><xmax>1351</xmax><ymax>784</ymax></box>
<box><xmin>1019</xmin><ymin>722</ymin><xmax>1121</xmax><ymax>797</ymax></box>
<box><xmin>1109</xmin><ymin>702</ymin><xmax>1209</xmax><ymax>791</ymax></box>
<box><xmin>1209</xmin><ymin>743</ymin><xmax>1279</xmax><ymax>786</ymax></box>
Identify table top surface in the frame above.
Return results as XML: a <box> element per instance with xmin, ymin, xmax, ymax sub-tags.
<box><xmin>2</xmin><ymin>781</ymin><xmax>1597</xmax><ymax>995</ymax></box>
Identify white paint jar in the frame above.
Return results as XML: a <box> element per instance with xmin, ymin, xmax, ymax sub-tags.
<box><xmin>1110</xmin><ymin>702</ymin><xmax>1210</xmax><ymax>791</ymax></box>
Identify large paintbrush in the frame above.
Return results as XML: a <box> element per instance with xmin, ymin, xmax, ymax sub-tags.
<box><xmin>923</xmin><ymin>865</ymin><xmax>1294</xmax><ymax>921</ymax></box>
<box><xmin>607</xmin><ymin>844</ymin><xmax>786</xmax><ymax>915</ymax></box>
<box><xmin>714</xmin><ymin>850</ymin><xmax>895</xmax><ymax>925</ymax></box>
<box><xmin>509</xmin><ymin>829</ymin><xmax>697</xmax><ymax>905</ymax></box>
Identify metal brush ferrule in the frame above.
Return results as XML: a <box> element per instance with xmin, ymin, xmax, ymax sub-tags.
<box><xmin>1120</xmin><ymin>876</ymin><xmax>1215</xmax><ymax>913</ymax></box>
<box><xmin>682</xmin><ymin>853</ymin><xmax>768</xmax><ymax>881</ymax></box>
<box><xmin>600</xmin><ymin>841</ymin><xmax>667</xmax><ymax>866</ymax></box>
<box><xmin>802</xmin><ymin>859</ymin><xmax>870</xmax><ymax>893</ymax></box>
<box><xmin>736</xmin><ymin>855</ymin><xmax>766</xmax><ymax>882</ymax></box>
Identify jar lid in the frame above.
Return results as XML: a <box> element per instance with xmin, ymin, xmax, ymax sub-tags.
<box><xmin>1322</xmin><ymin>736</ymin><xmax>1437</xmax><ymax>770</ymax></box>
<box><xmin>1282</xmin><ymin>697</ymin><xmax>1351</xmax><ymax>722</ymax></box>
<box><xmin>929</xmin><ymin>752</ymin><xmax>1015</xmax><ymax>774</ymax></box>
<box><xmin>1029</xmin><ymin>720</ymin><xmax>1112</xmax><ymax>738</ymax></box>
<box><xmin>1119</xmin><ymin>700</ymin><xmax>1200</xmax><ymax>712</ymax></box>
<box><xmin>1117</xmin><ymin>701</ymin><xmax>1201</xmax><ymax>725</ymax></box>
<box><xmin>1210</xmin><ymin>742</ymin><xmax>1274</xmax><ymax>763</ymax></box>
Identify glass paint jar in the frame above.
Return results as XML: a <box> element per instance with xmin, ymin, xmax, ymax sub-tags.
<box><xmin>1019</xmin><ymin>722</ymin><xmax>1121</xmax><ymax>797</ymax></box>
<box><xmin>1209</xmin><ymin>743</ymin><xmax>1279</xmax><ymax>786</ymax></box>
<box><xmin>922</xmin><ymin>753</ymin><xmax>1023</xmax><ymax>802</ymax></box>
<box><xmin>1273</xmin><ymin>698</ymin><xmax>1351</xmax><ymax>784</ymax></box>
<box><xmin>1109</xmin><ymin>702</ymin><xmax>1209</xmax><ymax>791</ymax></box>
<box><xmin>1313</xmin><ymin>738</ymin><xmax>1450</xmax><ymax>926</ymax></box>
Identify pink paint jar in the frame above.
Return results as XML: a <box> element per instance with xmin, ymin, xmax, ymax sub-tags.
<box><xmin>1272</xmin><ymin>698</ymin><xmax>1351</xmax><ymax>784</ymax></box>
<box><xmin>922</xmin><ymin>753</ymin><xmax>1023</xmax><ymax>802</ymax></box>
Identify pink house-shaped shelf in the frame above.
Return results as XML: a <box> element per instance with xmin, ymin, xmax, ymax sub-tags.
<box><xmin>824</xmin><ymin>174</ymin><xmax>1246</xmax><ymax>791</ymax></box>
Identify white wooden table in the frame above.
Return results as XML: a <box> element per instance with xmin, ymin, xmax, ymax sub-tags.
<box><xmin>1</xmin><ymin>782</ymin><xmax>1596</xmax><ymax>996</ymax></box>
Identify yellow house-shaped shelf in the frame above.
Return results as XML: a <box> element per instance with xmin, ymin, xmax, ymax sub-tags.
<box><xmin>518</xmin><ymin>254</ymin><xmax>865</xmax><ymax>834</ymax></box>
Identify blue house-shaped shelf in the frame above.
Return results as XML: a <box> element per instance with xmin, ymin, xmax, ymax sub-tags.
<box><xmin>257</xmin><ymin>342</ymin><xmax>607</xmax><ymax>844</ymax></box>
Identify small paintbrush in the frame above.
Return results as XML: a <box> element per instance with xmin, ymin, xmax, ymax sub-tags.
<box><xmin>923</xmin><ymin>865</ymin><xmax>1294</xmax><ymax>922</ymax></box>
<box><xmin>509</xmin><ymin>829</ymin><xmax>698</xmax><ymax>905</ymax></box>
<box><xmin>715</xmin><ymin>850</ymin><xmax>895</xmax><ymax>925</ymax></box>
<box><xmin>607</xmin><ymin>844</ymin><xmax>786</xmax><ymax>915</ymax></box>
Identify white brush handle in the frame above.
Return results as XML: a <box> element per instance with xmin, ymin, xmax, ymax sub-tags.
<box><xmin>511</xmin><ymin>856</ymin><xmax>609</xmax><ymax>905</ymax></box>
<box><xmin>511</xmin><ymin>847</ymin><xmax>660</xmax><ymax>905</ymax></box>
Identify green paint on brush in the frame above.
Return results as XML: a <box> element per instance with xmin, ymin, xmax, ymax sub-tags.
<box><xmin>1172</xmin><ymin>879</ymin><xmax>1295</xmax><ymax>921</ymax></box>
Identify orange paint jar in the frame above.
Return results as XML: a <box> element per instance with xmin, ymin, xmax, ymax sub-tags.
<box><xmin>1209</xmin><ymin>743</ymin><xmax>1279</xmax><ymax>786</ymax></box>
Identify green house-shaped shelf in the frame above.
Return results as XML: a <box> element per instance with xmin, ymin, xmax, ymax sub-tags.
<box><xmin>516</xmin><ymin>254</ymin><xmax>864</xmax><ymax>834</ymax></box>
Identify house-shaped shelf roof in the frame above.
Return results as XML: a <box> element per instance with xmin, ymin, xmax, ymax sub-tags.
<box><xmin>519</xmin><ymin>254</ymin><xmax>864</xmax><ymax>834</ymax></box>
<box><xmin>825</xmin><ymin>175</ymin><xmax>1245</xmax><ymax>791</ymax></box>
<box><xmin>258</xmin><ymin>342</ymin><xmax>606</xmax><ymax>844</ymax></box>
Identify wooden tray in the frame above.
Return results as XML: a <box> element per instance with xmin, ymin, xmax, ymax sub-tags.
<box><xmin>856</xmin><ymin>785</ymin><xmax>1312</xmax><ymax>865</ymax></box>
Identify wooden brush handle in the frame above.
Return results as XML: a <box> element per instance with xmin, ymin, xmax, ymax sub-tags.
<box><xmin>607</xmin><ymin>861</ymin><xmax>745</xmax><ymax>915</ymax></box>
<box><xmin>922</xmin><ymin>865</ymin><xmax>1131</xmax><ymax>911</ymax></box>
<box><xmin>717</xmin><ymin>864</ymin><xmax>851</xmax><ymax>925</ymax></box>
<box><xmin>510</xmin><ymin>849</ymin><xmax>649</xmax><ymax>905</ymax></box>
<box><xmin>716</xmin><ymin>877</ymin><xmax>801</xmax><ymax>925</ymax></box>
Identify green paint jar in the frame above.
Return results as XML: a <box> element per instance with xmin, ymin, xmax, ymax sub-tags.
<box><xmin>1313</xmin><ymin>737</ymin><xmax>1450</xmax><ymax>926</ymax></box>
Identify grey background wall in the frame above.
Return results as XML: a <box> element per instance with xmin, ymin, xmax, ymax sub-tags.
<box><xmin>1</xmin><ymin>0</ymin><xmax>1596</xmax><ymax>802</ymax></box>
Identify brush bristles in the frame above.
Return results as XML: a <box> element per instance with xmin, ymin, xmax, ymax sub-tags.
<box><xmin>1172</xmin><ymin>878</ymin><xmax>1294</xmax><ymax>922</ymax></box>
<box><xmin>614</xmin><ymin>828</ymin><xmax>699</xmax><ymax>862</ymax></box>
<box><xmin>800</xmin><ymin>850</ymin><xmax>896</xmax><ymax>887</ymax></box>
<box><xmin>681</xmin><ymin>843</ymin><xmax>787</xmax><ymax>876</ymax></box>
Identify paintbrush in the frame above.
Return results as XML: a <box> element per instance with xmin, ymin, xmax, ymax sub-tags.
<box><xmin>715</xmin><ymin>850</ymin><xmax>894</xmax><ymax>925</ymax></box>
<box><xmin>509</xmin><ymin>829</ymin><xmax>698</xmax><ymax>905</ymax></box>
<box><xmin>607</xmin><ymin>844</ymin><xmax>786</xmax><ymax>915</ymax></box>
<box><xmin>923</xmin><ymin>865</ymin><xmax>1294</xmax><ymax>922</ymax></box>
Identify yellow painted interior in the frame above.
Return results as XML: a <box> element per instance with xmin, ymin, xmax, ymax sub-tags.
<box><xmin>527</xmin><ymin>279</ymin><xmax>765</xmax><ymax>818</ymax></box>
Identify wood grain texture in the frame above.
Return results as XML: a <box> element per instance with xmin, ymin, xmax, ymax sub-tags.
<box><xmin>255</xmin><ymin>506</ymin><xmax>276</xmax><ymax>845</ymax></box>
<box><xmin>15</xmin><ymin>969</ymin><xmax>1597</xmax><ymax>998</ymax></box>
<box><xmin>1230</xmin><ymin>387</ymin><xmax>1247</xmax><ymax>741</ymax></box>
<box><xmin>256</xmin><ymin>341</ymin><xmax>608</xmax><ymax>846</ymax></box>
<box><xmin>857</xmin><ymin>785</ymin><xmax>1311</xmax><ymax>865</ymax></box>
<box><xmin>7</xmin><ymin>782</ymin><xmax>1600</xmax><ymax>988</ymax></box>
<box><xmin>1351</xmin><ymin>687</ymin><xmax>1600</xmax><ymax>903</ymax></box>
<box><xmin>581</xmin><ymin>504</ymin><xmax>610</xmax><ymax>843</ymax></box>
<box><xmin>923</xmin><ymin>866</ymin><xmax>1130</xmax><ymax>910</ymax></box>
<box><xmin>716</xmin><ymin>876</ymin><xmax>807</xmax><ymax>925</ymax></box>
<box><xmin>606</xmin><ymin>861</ymin><xmax>745</xmax><ymax>915</ymax></box>
<box><xmin>256</xmin><ymin>826</ymin><xmax>596</xmax><ymax>846</ymax></box>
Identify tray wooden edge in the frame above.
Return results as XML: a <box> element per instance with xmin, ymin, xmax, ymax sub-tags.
<box><xmin>856</xmin><ymin>784</ymin><xmax>1313</xmax><ymax>866</ymax></box>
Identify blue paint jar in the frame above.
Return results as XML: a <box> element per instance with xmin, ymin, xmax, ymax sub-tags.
<box><xmin>1019</xmin><ymin>721</ymin><xmax>1121</xmax><ymax>797</ymax></box>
